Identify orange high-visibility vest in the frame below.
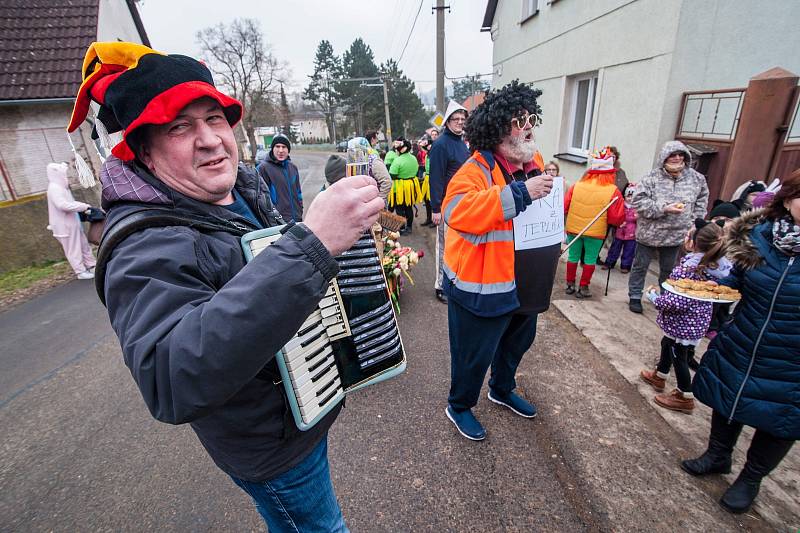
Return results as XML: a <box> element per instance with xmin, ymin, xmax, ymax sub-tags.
<box><xmin>442</xmin><ymin>150</ymin><xmax>543</xmax><ymax>316</ymax></box>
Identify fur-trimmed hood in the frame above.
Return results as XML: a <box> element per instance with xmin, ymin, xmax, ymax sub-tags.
<box><xmin>726</xmin><ymin>208</ymin><xmax>769</xmax><ymax>270</ymax></box>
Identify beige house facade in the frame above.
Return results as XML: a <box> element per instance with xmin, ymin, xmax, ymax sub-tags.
<box><xmin>482</xmin><ymin>0</ymin><xmax>800</xmax><ymax>184</ymax></box>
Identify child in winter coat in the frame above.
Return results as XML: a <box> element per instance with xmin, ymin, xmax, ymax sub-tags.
<box><xmin>564</xmin><ymin>147</ymin><xmax>625</xmax><ymax>298</ymax></box>
<box><xmin>639</xmin><ymin>219</ymin><xmax>731</xmax><ymax>413</ymax></box>
<box><xmin>602</xmin><ymin>183</ymin><xmax>638</xmax><ymax>272</ymax></box>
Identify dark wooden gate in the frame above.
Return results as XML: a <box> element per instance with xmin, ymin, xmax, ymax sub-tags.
<box><xmin>675</xmin><ymin>67</ymin><xmax>799</xmax><ymax>203</ymax></box>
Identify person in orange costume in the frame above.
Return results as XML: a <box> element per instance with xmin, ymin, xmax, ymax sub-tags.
<box><xmin>563</xmin><ymin>147</ymin><xmax>625</xmax><ymax>298</ymax></box>
<box><xmin>441</xmin><ymin>80</ymin><xmax>557</xmax><ymax>441</ymax></box>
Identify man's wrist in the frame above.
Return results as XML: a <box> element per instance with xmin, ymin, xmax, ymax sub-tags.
<box><xmin>281</xmin><ymin>222</ymin><xmax>339</xmax><ymax>280</ymax></box>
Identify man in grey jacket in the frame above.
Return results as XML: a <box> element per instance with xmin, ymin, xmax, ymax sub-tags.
<box><xmin>68</xmin><ymin>42</ymin><xmax>382</xmax><ymax>531</ymax></box>
<box><xmin>628</xmin><ymin>140</ymin><xmax>709</xmax><ymax>313</ymax></box>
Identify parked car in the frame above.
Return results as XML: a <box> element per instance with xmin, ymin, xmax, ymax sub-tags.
<box><xmin>336</xmin><ymin>140</ymin><xmax>348</xmax><ymax>152</ymax></box>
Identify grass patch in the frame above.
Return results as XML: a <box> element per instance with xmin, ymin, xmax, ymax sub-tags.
<box><xmin>0</xmin><ymin>261</ymin><xmax>70</xmax><ymax>295</ymax></box>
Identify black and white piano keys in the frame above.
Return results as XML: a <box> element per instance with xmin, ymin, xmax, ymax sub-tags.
<box><xmin>241</xmin><ymin>227</ymin><xmax>406</xmax><ymax>430</ymax></box>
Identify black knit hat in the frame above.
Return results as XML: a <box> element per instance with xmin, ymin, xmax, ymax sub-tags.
<box><xmin>708</xmin><ymin>199</ymin><xmax>741</xmax><ymax>220</ymax></box>
<box><xmin>68</xmin><ymin>42</ymin><xmax>242</xmax><ymax>161</ymax></box>
<box><xmin>324</xmin><ymin>155</ymin><xmax>347</xmax><ymax>185</ymax></box>
<box><xmin>271</xmin><ymin>134</ymin><xmax>291</xmax><ymax>153</ymax></box>
<box><xmin>739</xmin><ymin>181</ymin><xmax>766</xmax><ymax>200</ymax></box>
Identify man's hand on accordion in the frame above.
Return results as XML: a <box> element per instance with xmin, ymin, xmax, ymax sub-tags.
<box><xmin>304</xmin><ymin>175</ymin><xmax>384</xmax><ymax>256</ymax></box>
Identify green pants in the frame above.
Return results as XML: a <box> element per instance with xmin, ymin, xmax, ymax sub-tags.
<box><xmin>565</xmin><ymin>234</ymin><xmax>603</xmax><ymax>265</ymax></box>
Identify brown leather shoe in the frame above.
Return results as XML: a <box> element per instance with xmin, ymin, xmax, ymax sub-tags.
<box><xmin>639</xmin><ymin>369</ymin><xmax>666</xmax><ymax>392</ymax></box>
<box><xmin>654</xmin><ymin>389</ymin><xmax>695</xmax><ymax>413</ymax></box>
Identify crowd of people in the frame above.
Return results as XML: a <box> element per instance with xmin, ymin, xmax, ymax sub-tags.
<box><xmin>376</xmin><ymin>81</ymin><xmax>798</xmax><ymax>517</ymax></box>
<box><xmin>53</xmin><ymin>39</ymin><xmax>798</xmax><ymax>530</ymax></box>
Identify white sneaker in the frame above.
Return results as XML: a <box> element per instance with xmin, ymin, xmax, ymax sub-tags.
<box><xmin>76</xmin><ymin>271</ymin><xmax>95</xmax><ymax>280</ymax></box>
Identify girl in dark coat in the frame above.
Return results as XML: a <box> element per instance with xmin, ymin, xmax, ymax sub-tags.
<box><xmin>683</xmin><ymin>169</ymin><xmax>800</xmax><ymax>514</ymax></box>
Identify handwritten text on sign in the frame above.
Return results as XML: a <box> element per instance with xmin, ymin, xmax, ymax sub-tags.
<box><xmin>513</xmin><ymin>176</ymin><xmax>564</xmax><ymax>250</ymax></box>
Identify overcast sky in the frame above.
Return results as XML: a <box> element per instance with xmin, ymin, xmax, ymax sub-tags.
<box><xmin>137</xmin><ymin>0</ymin><xmax>493</xmax><ymax>97</ymax></box>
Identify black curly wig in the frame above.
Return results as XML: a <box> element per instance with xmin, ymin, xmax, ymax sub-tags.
<box><xmin>464</xmin><ymin>79</ymin><xmax>542</xmax><ymax>152</ymax></box>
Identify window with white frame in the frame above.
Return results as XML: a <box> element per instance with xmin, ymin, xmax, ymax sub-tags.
<box><xmin>568</xmin><ymin>73</ymin><xmax>598</xmax><ymax>154</ymax></box>
<box><xmin>521</xmin><ymin>0</ymin><xmax>538</xmax><ymax>21</ymax></box>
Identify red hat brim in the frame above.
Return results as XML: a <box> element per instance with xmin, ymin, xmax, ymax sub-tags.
<box><xmin>111</xmin><ymin>81</ymin><xmax>243</xmax><ymax>161</ymax></box>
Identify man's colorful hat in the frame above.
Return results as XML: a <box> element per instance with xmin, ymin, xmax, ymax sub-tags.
<box><xmin>67</xmin><ymin>42</ymin><xmax>243</xmax><ymax>161</ymax></box>
<box><xmin>587</xmin><ymin>146</ymin><xmax>616</xmax><ymax>174</ymax></box>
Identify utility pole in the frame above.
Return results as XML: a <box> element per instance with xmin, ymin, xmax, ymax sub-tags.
<box><xmin>382</xmin><ymin>77</ymin><xmax>393</xmax><ymax>143</ymax></box>
<box><xmin>434</xmin><ymin>0</ymin><xmax>448</xmax><ymax>113</ymax></box>
<box><xmin>471</xmin><ymin>74</ymin><xmax>477</xmax><ymax>102</ymax></box>
<box><xmin>356</xmin><ymin>77</ymin><xmax>391</xmax><ymax>143</ymax></box>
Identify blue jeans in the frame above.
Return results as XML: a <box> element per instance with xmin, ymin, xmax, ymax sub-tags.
<box><xmin>231</xmin><ymin>437</ymin><xmax>348</xmax><ymax>532</ymax></box>
<box><xmin>447</xmin><ymin>298</ymin><xmax>539</xmax><ymax>411</ymax></box>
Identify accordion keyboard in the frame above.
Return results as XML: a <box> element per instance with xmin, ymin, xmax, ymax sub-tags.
<box><xmin>243</xmin><ymin>228</ymin><xmax>405</xmax><ymax>429</ymax></box>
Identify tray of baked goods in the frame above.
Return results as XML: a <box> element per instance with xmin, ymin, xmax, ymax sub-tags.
<box><xmin>662</xmin><ymin>279</ymin><xmax>741</xmax><ymax>303</ymax></box>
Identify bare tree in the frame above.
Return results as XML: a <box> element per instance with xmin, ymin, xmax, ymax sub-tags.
<box><xmin>196</xmin><ymin>18</ymin><xmax>288</xmax><ymax>159</ymax></box>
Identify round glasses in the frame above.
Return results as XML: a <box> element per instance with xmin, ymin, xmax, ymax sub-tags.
<box><xmin>511</xmin><ymin>113</ymin><xmax>541</xmax><ymax>130</ymax></box>
<box><xmin>544</xmin><ymin>168</ymin><xmax>558</xmax><ymax>175</ymax></box>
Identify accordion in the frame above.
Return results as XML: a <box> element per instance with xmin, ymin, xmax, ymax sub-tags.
<box><xmin>242</xmin><ymin>226</ymin><xmax>406</xmax><ymax>430</ymax></box>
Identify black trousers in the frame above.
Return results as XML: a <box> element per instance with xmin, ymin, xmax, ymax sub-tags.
<box><xmin>656</xmin><ymin>336</ymin><xmax>692</xmax><ymax>393</ymax></box>
<box><xmin>447</xmin><ymin>299</ymin><xmax>538</xmax><ymax>412</ymax></box>
<box><xmin>707</xmin><ymin>410</ymin><xmax>795</xmax><ymax>482</ymax></box>
<box><xmin>397</xmin><ymin>204</ymin><xmax>414</xmax><ymax>230</ymax></box>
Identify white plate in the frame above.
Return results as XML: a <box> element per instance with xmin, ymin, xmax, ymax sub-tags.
<box><xmin>661</xmin><ymin>281</ymin><xmax>738</xmax><ymax>303</ymax></box>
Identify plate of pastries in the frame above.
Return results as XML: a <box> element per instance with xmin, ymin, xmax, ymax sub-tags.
<box><xmin>662</xmin><ymin>279</ymin><xmax>742</xmax><ymax>303</ymax></box>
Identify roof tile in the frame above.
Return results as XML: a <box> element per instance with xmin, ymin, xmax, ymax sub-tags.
<box><xmin>0</xmin><ymin>1</ymin><xmax>99</xmax><ymax>100</ymax></box>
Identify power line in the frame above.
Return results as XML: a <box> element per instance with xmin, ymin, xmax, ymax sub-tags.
<box><xmin>397</xmin><ymin>0</ymin><xmax>425</xmax><ymax>66</ymax></box>
<box><xmin>445</xmin><ymin>72</ymin><xmax>493</xmax><ymax>81</ymax></box>
<box><xmin>387</xmin><ymin>0</ymin><xmax>410</xmax><ymax>59</ymax></box>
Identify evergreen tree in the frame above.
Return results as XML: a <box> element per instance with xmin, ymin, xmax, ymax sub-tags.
<box><xmin>303</xmin><ymin>40</ymin><xmax>342</xmax><ymax>141</ymax></box>
<box><xmin>379</xmin><ymin>59</ymin><xmax>429</xmax><ymax>139</ymax></box>
<box><xmin>278</xmin><ymin>83</ymin><xmax>298</xmax><ymax>142</ymax></box>
<box><xmin>452</xmin><ymin>76</ymin><xmax>490</xmax><ymax>104</ymax></box>
<box><xmin>338</xmin><ymin>38</ymin><xmax>383</xmax><ymax>134</ymax></box>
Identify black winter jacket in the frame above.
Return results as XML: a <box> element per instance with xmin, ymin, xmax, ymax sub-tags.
<box><xmin>428</xmin><ymin>127</ymin><xmax>469</xmax><ymax>213</ymax></box>
<box><xmin>693</xmin><ymin>209</ymin><xmax>800</xmax><ymax>440</ymax></box>
<box><xmin>257</xmin><ymin>152</ymin><xmax>303</xmax><ymax>222</ymax></box>
<box><xmin>99</xmin><ymin>157</ymin><xmax>340</xmax><ymax>481</ymax></box>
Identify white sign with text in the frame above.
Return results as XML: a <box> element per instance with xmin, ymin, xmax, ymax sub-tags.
<box><xmin>513</xmin><ymin>176</ymin><xmax>565</xmax><ymax>250</ymax></box>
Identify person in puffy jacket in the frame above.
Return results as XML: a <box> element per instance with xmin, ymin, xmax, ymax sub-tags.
<box><xmin>257</xmin><ymin>134</ymin><xmax>303</xmax><ymax>222</ymax></box>
<box><xmin>602</xmin><ymin>182</ymin><xmax>637</xmax><ymax>272</ymax></box>
<box><xmin>638</xmin><ymin>219</ymin><xmax>731</xmax><ymax>414</ymax></box>
<box><xmin>683</xmin><ymin>169</ymin><xmax>800</xmax><ymax>515</ymax></box>
<box><xmin>628</xmin><ymin>140</ymin><xmax>709</xmax><ymax>313</ymax></box>
<box><xmin>563</xmin><ymin>147</ymin><xmax>625</xmax><ymax>298</ymax></box>
<box><xmin>45</xmin><ymin>161</ymin><xmax>96</xmax><ymax>279</ymax></box>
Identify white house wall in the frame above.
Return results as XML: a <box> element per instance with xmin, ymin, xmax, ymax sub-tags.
<box><xmin>656</xmin><ymin>0</ymin><xmax>800</xmax><ymax>153</ymax></box>
<box><xmin>97</xmin><ymin>0</ymin><xmax>145</xmax><ymax>43</ymax></box>
<box><xmin>491</xmin><ymin>0</ymin><xmax>684</xmax><ymax>183</ymax></box>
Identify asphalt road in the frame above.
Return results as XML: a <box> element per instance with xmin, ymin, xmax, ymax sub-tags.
<box><xmin>0</xmin><ymin>151</ymin><xmax>765</xmax><ymax>532</ymax></box>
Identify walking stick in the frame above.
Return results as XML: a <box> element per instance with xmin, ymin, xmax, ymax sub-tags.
<box><xmin>560</xmin><ymin>196</ymin><xmax>619</xmax><ymax>257</ymax></box>
<box><xmin>604</xmin><ymin>253</ymin><xmax>613</xmax><ymax>296</ymax></box>
<box><xmin>602</xmin><ymin>225</ymin><xmax>615</xmax><ymax>296</ymax></box>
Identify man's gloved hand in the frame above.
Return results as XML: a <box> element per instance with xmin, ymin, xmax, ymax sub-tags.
<box><xmin>304</xmin><ymin>175</ymin><xmax>384</xmax><ymax>256</ymax></box>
